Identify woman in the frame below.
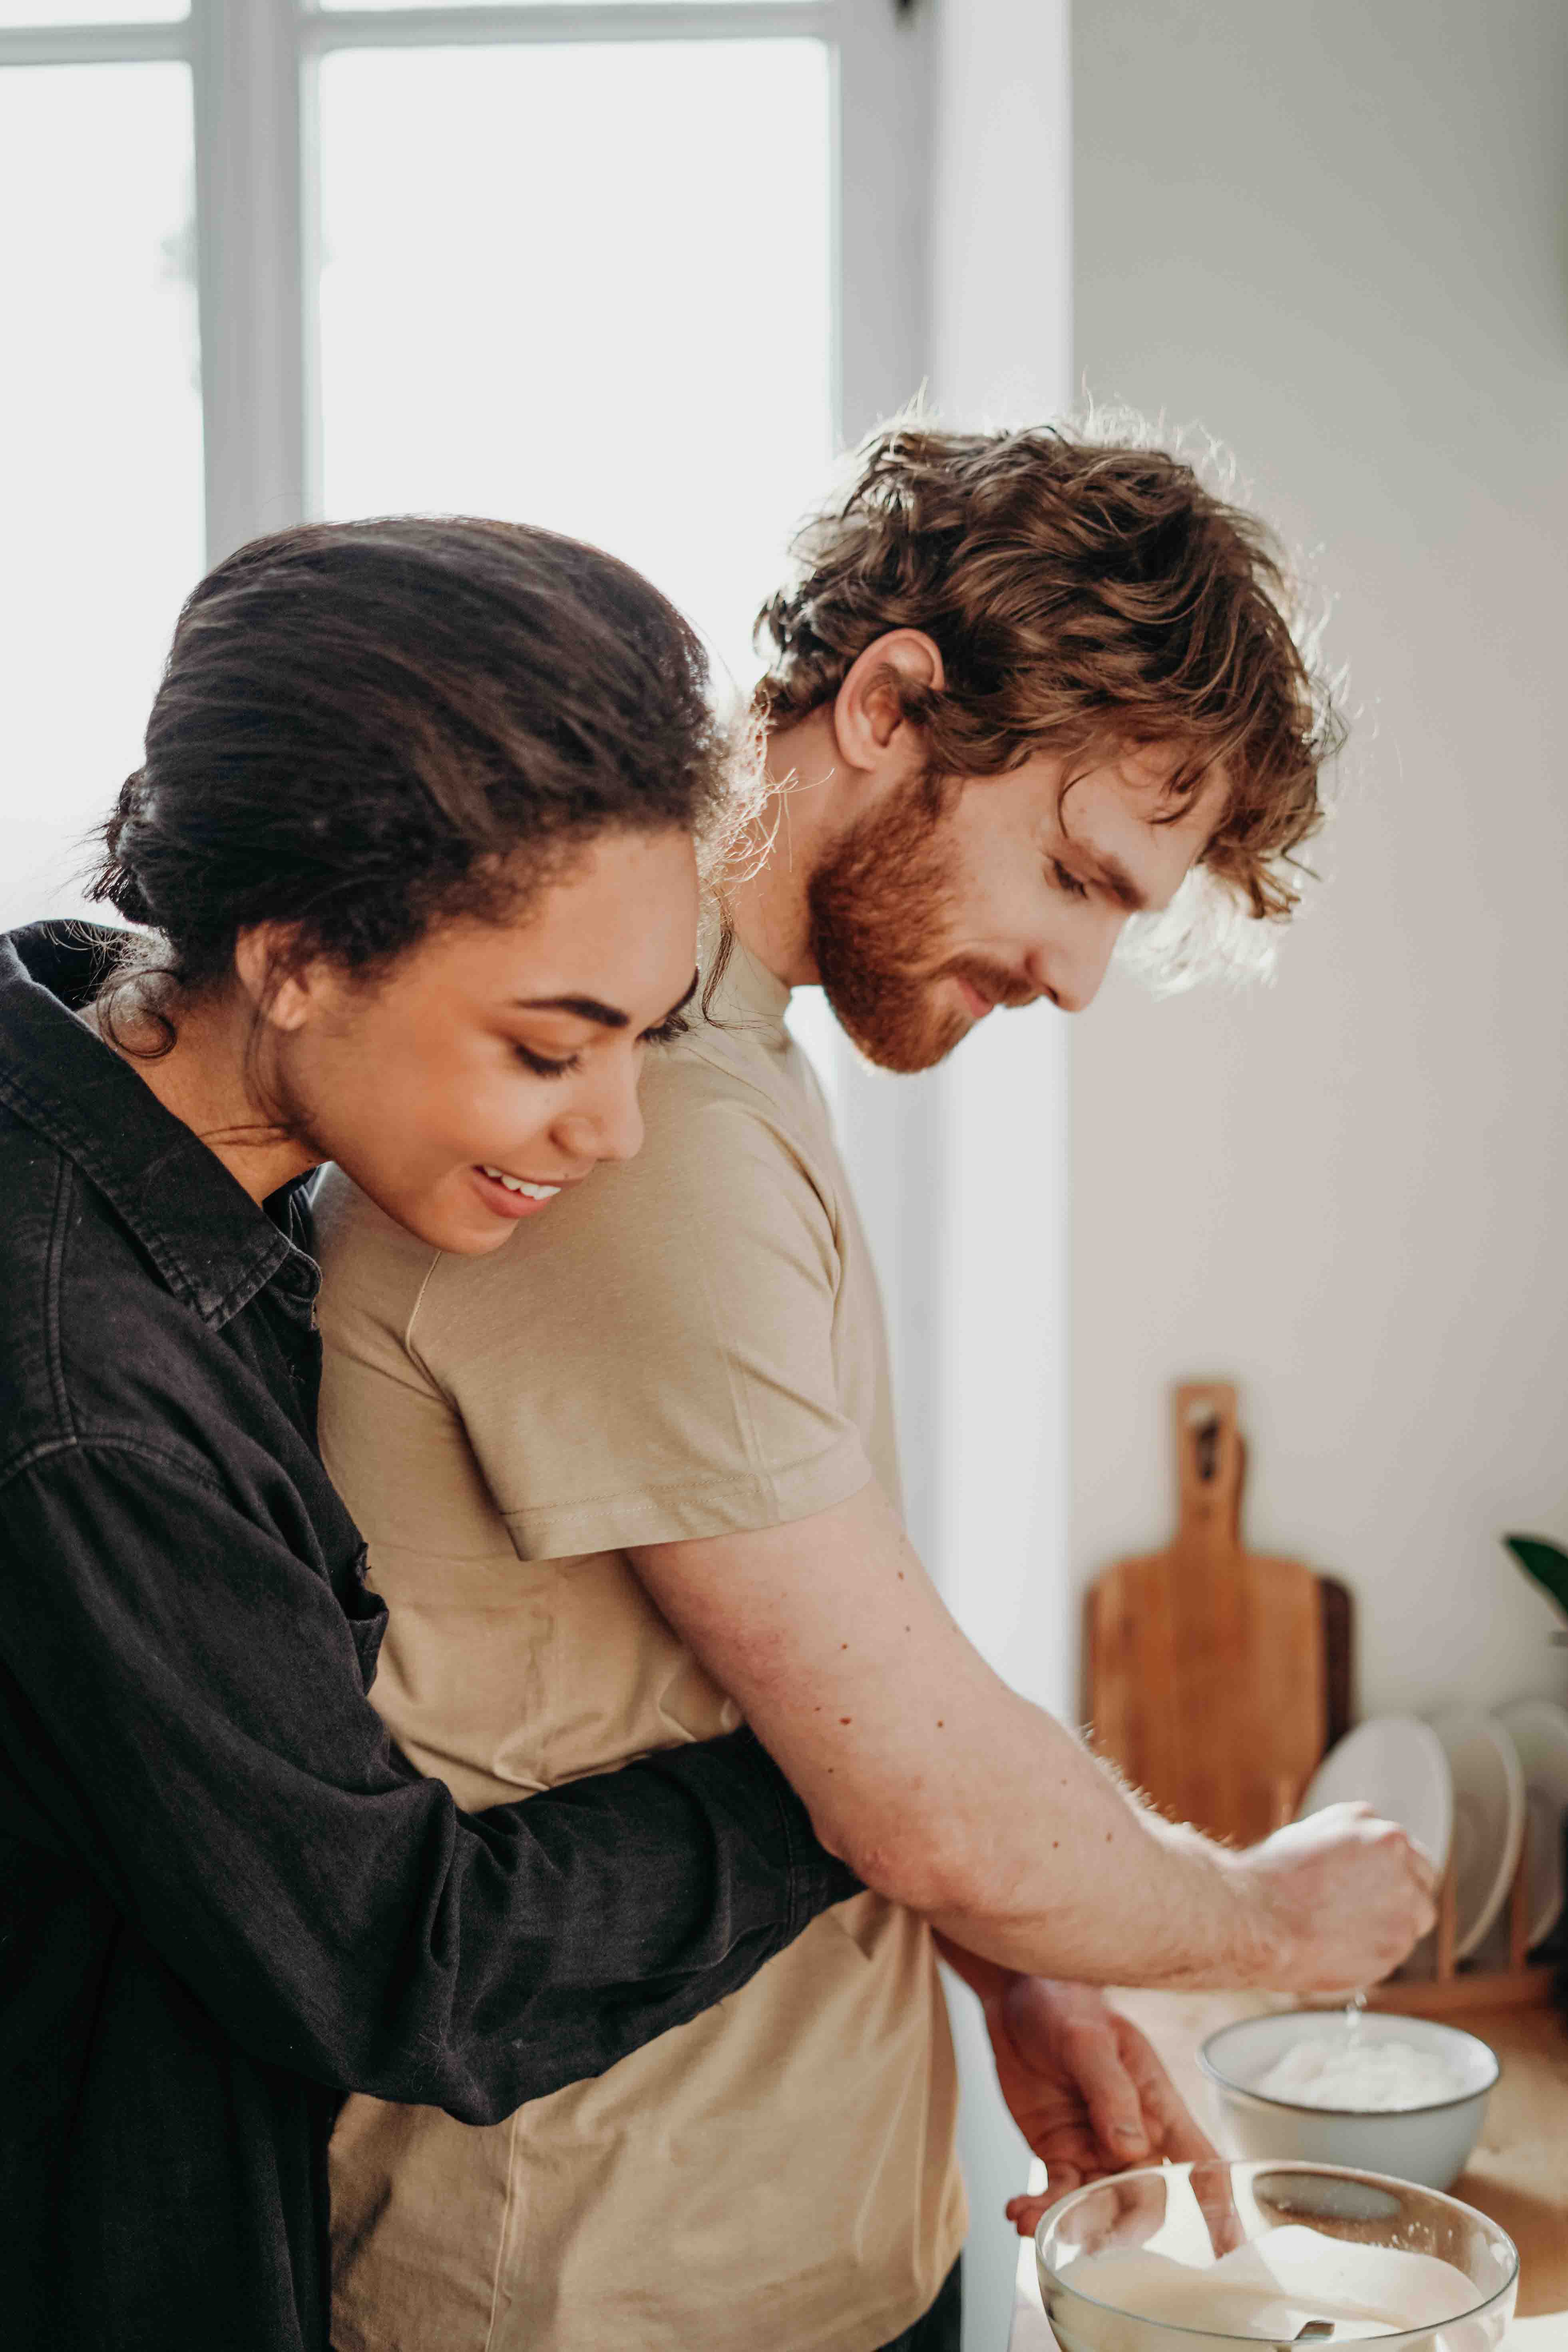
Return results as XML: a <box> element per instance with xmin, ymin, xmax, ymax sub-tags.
<box><xmin>0</xmin><ymin>517</ymin><xmax>858</xmax><ymax>2352</ymax></box>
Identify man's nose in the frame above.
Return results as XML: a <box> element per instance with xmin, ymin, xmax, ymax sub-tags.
<box><xmin>555</xmin><ymin>1063</ymin><xmax>645</xmax><ymax>1166</ymax></box>
<box><xmin>1029</xmin><ymin>911</ymin><xmax>1126</xmax><ymax>1015</ymax></box>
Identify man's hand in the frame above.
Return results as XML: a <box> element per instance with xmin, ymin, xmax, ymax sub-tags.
<box><xmin>1233</xmin><ymin>1802</ymin><xmax>1439</xmax><ymax>1991</ymax></box>
<box><xmin>937</xmin><ymin>1945</ymin><xmax>1216</xmax><ymax>2237</ymax></box>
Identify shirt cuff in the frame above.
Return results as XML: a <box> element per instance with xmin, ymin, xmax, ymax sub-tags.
<box><xmin>500</xmin><ymin>1447</ymin><xmax>875</xmax><ymax>1561</ymax></box>
<box><xmin>654</xmin><ymin>1727</ymin><xmax>860</xmax><ymax>1940</ymax></box>
<box><xmin>769</xmin><ymin>1747</ymin><xmax>864</xmax><ymax>1939</ymax></box>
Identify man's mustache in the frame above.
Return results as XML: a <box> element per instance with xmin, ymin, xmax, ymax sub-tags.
<box><xmin>939</xmin><ymin>957</ymin><xmax>1040</xmax><ymax>1011</ymax></box>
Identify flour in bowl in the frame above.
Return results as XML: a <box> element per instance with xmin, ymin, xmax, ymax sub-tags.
<box><xmin>1255</xmin><ymin>2034</ymin><xmax>1467</xmax><ymax>2111</ymax></box>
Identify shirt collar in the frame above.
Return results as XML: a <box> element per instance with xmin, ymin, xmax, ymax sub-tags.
<box><xmin>0</xmin><ymin>923</ymin><xmax>311</xmax><ymax>1327</ymax></box>
<box><xmin>709</xmin><ymin>935</ymin><xmax>794</xmax><ymax>1033</ymax></box>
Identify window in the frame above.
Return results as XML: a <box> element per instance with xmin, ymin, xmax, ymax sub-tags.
<box><xmin>0</xmin><ymin>0</ymin><xmax>926</xmax><ymax>927</ymax></box>
<box><xmin>0</xmin><ymin>48</ymin><xmax>201</xmax><ymax>926</ymax></box>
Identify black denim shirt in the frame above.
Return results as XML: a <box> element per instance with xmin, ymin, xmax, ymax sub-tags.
<box><xmin>0</xmin><ymin>923</ymin><xmax>856</xmax><ymax>2352</ymax></box>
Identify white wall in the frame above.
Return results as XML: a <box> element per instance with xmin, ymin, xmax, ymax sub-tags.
<box><xmin>1071</xmin><ymin>3</ymin><xmax>1568</xmax><ymax>1709</ymax></box>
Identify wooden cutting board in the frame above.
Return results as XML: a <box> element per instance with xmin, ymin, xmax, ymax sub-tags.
<box><xmin>1086</xmin><ymin>1382</ymin><xmax>1345</xmax><ymax>1849</ymax></box>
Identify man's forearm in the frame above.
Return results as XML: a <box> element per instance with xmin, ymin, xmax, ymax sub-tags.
<box><xmin>629</xmin><ymin>1487</ymin><xmax>1433</xmax><ymax>1997</ymax></box>
<box><xmin>898</xmin><ymin>1694</ymin><xmax>1269</xmax><ymax>1988</ymax></box>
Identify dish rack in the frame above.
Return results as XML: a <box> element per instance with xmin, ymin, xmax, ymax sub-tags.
<box><xmin>1367</xmin><ymin>1837</ymin><xmax>1555</xmax><ymax>2017</ymax></box>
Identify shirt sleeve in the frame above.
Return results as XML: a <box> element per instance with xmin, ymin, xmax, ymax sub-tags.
<box><xmin>0</xmin><ymin>1440</ymin><xmax>858</xmax><ymax>2126</ymax></box>
<box><xmin>410</xmin><ymin>1073</ymin><xmax>876</xmax><ymax>1558</ymax></box>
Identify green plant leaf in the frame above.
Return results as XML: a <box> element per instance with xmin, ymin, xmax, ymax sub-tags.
<box><xmin>1503</xmin><ymin>1532</ymin><xmax>1568</xmax><ymax>1621</ymax></box>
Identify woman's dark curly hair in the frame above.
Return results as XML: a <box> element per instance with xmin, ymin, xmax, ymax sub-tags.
<box><xmin>754</xmin><ymin>423</ymin><xmax>1344</xmax><ymax>937</ymax></box>
<box><xmin>90</xmin><ymin>515</ymin><xmax>747</xmax><ymax>1043</ymax></box>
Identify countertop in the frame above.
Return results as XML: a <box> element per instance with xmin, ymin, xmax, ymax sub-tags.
<box><xmin>1007</xmin><ymin>1989</ymin><xmax>1568</xmax><ymax>2350</ymax></box>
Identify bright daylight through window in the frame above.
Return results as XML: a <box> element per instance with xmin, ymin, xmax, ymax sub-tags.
<box><xmin>0</xmin><ymin>58</ymin><xmax>202</xmax><ymax>927</ymax></box>
<box><xmin>0</xmin><ymin>0</ymin><xmax>840</xmax><ymax>931</ymax></box>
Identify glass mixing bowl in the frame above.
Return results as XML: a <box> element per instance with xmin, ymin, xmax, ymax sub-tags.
<box><xmin>1036</xmin><ymin>2159</ymin><xmax>1517</xmax><ymax>2352</ymax></box>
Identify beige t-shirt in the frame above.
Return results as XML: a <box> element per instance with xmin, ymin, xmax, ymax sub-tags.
<box><xmin>315</xmin><ymin>941</ymin><xmax>965</xmax><ymax>2352</ymax></box>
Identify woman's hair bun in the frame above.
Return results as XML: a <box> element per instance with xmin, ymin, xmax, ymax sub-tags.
<box><xmin>90</xmin><ymin>771</ymin><xmax>159</xmax><ymax>929</ymax></box>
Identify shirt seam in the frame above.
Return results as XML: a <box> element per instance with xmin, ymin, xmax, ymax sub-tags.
<box><xmin>775</xmin><ymin>1744</ymin><xmax>811</xmax><ymax>1944</ymax></box>
<box><xmin>482</xmin><ymin>2103</ymin><xmax>526</xmax><ymax>2352</ymax></box>
<box><xmin>401</xmin><ymin>1247</ymin><xmax>447</xmax><ymax>1382</ymax></box>
<box><xmin>495</xmin><ymin>1447</ymin><xmax>869</xmax><ymax>1529</ymax></box>
<box><xmin>43</xmin><ymin>1153</ymin><xmax>77</xmax><ymax>1443</ymax></box>
<box><xmin>0</xmin><ymin>1427</ymin><xmax>239</xmax><ymax>1510</ymax></box>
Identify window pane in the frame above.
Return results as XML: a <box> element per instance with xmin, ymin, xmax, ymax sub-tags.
<box><xmin>318</xmin><ymin>3</ymin><xmax>765</xmax><ymax>11</ymax></box>
<box><xmin>0</xmin><ymin>2</ymin><xmax>186</xmax><ymax>24</ymax></box>
<box><xmin>317</xmin><ymin>38</ymin><xmax>832</xmax><ymax>689</ymax></box>
<box><xmin>0</xmin><ymin>62</ymin><xmax>203</xmax><ymax>930</ymax></box>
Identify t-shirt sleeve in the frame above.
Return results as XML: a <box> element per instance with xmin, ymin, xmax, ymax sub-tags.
<box><xmin>413</xmin><ymin>1070</ymin><xmax>874</xmax><ymax>1557</ymax></box>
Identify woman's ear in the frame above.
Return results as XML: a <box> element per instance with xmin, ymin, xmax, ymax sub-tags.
<box><xmin>830</xmin><ymin>631</ymin><xmax>945</xmax><ymax>777</ymax></box>
<box><xmin>233</xmin><ymin>924</ymin><xmax>318</xmax><ymax>1033</ymax></box>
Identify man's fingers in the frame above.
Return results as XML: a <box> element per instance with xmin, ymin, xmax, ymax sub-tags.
<box><xmin>1408</xmin><ymin>1841</ymin><xmax>1441</xmax><ymax>1902</ymax></box>
<box><xmin>1114</xmin><ymin>2018</ymin><xmax>1216</xmax><ymax>2163</ymax></box>
<box><xmin>1094</xmin><ymin>2173</ymin><xmax>1168</xmax><ymax>2255</ymax></box>
<box><xmin>1005</xmin><ymin>2169</ymin><xmax>1080</xmax><ymax>2239</ymax></box>
<box><xmin>1028</xmin><ymin>2123</ymin><xmax>1106</xmax><ymax>2173</ymax></box>
<box><xmin>1190</xmin><ymin>2156</ymin><xmax>1246</xmax><ymax>2258</ymax></box>
<box><xmin>1060</xmin><ymin>2018</ymin><xmax>1151</xmax><ymax>2164</ymax></box>
<box><xmin>1005</xmin><ymin>2192</ymin><xmax>1053</xmax><ymax>2239</ymax></box>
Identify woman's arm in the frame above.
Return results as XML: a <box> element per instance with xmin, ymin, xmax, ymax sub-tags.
<box><xmin>629</xmin><ymin>1480</ymin><xmax>1436</xmax><ymax>1990</ymax></box>
<box><xmin>0</xmin><ymin>1443</ymin><xmax>856</xmax><ymax>2125</ymax></box>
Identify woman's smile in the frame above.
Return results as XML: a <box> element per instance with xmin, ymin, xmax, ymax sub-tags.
<box><xmin>472</xmin><ymin>1163</ymin><xmax>571</xmax><ymax>1219</ymax></box>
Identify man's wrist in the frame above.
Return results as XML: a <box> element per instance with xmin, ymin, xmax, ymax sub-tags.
<box><xmin>1154</xmin><ymin>1819</ymin><xmax>1287</xmax><ymax>1988</ymax></box>
<box><xmin>1195</xmin><ymin>1842</ymin><xmax>1290</xmax><ymax>1986</ymax></box>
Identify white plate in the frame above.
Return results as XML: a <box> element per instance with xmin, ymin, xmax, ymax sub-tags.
<box><xmin>1495</xmin><ymin>1698</ymin><xmax>1568</xmax><ymax>1948</ymax></box>
<box><xmin>1297</xmin><ymin>1715</ymin><xmax>1454</xmax><ymax>1874</ymax></box>
<box><xmin>1426</xmin><ymin>1707</ymin><xmax>1527</xmax><ymax>1961</ymax></box>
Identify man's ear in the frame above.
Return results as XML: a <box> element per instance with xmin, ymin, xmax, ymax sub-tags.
<box><xmin>233</xmin><ymin>924</ymin><xmax>319</xmax><ymax>1033</ymax></box>
<box><xmin>831</xmin><ymin>631</ymin><xmax>945</xmax><ymax>777</ymax></box>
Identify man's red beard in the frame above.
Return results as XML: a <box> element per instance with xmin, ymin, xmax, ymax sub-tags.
<box><xmin>805</xmin><ymin>775</ymin><xmax>1036</xmax><ymax>1074</ymax></box>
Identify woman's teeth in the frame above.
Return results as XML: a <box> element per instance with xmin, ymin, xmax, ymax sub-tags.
<box><xmin>480</xmin><ymin>1167</ymin><xmax>561</xmax><ymax>1200</ymax></box>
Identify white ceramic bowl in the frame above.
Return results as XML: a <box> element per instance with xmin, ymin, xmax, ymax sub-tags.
<box><xmin>1199</xmin><ymin>2012</ymin><xmax>1499</xmax><ymax>2192</ymax></box>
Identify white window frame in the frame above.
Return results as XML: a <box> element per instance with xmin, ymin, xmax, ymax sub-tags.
<box><xmin>0</xmin><ymin>0</ymin><xmax>930</xmax><ymax>565</ymax></box>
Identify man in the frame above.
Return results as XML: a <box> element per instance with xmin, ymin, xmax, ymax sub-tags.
<box><xmin>317</xmin><ymin>427</ymin><xmax>1435</xmax><ymax>2352</ymax></box>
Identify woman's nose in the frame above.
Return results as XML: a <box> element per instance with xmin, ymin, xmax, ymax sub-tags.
<box><xmin>555</xmin><ymin>1063</ymin><xmax>645</xmax><ymax>1166</ymax></box>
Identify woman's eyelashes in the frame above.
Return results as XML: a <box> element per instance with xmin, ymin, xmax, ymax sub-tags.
<box><xmin>512</xmin><ymin>1009</ymin><xmax>686</xmax><ymax>1078</ymax></box>
<box><xmin>641</xmin><ymin>1011</ymin><xmax>690</xmax><ymax>1048</ymax></box>
<box><xmin>1047</xmin><ymin>858</ymin><xmax>1090</xmax><ymax>900</ymax></box>
<box><xmin>513</xmin><ymin>1043</ymin><xmax>583</xmax><ymax>1079</ymax></box>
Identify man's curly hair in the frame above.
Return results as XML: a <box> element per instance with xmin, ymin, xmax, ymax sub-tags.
<box><xmin>753</xmin><ymin>422</ymin><xmax>1344</xmax><ymax>948</ymax></box>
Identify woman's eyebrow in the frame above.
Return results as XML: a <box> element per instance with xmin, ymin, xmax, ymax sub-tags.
<box><xmin>513</xmin><ymin>969</ymin><xmax>701</xmax><ymax>1031</ymax></box>
<box><xmin>511</xmin><ymin>994</ymin><xmax>629</xmax><ymax>1028</ymax></box>
<box><xmin>662</xmin><ymin>969</ymin><xmax>701</xmax><ymax>1021</ymax></box>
